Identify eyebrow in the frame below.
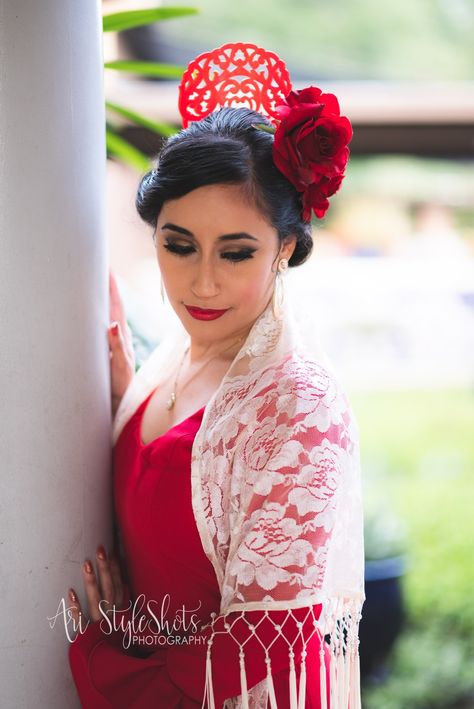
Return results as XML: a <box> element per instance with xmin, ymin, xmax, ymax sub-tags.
<box><xmin>161</xmin><ymin>222</ymin><xmax>259</xmax><ymax>243</ymax></box>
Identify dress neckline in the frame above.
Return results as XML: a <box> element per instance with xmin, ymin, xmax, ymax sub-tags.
<box><xmin>138</xmin><ymin>387</ymin><xmax>207</xmax><ymax>448</ymax></box>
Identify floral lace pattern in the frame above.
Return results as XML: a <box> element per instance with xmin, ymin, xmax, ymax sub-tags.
<box><xmin>196</xmin><ymin>350</ymin><xmax>358</xmax><ymax>611</ymax></box>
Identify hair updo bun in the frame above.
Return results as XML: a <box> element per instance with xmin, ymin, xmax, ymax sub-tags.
<box><xmin>135</xmin><ymin>106</ymin><xmax>314</xmax><ymax>267</ymax></box>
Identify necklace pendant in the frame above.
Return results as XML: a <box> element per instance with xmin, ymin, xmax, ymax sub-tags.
<box><xmin>166</xmin><ymin>392</ymin><xmax>176</xmax><ymax>410</ymax></box>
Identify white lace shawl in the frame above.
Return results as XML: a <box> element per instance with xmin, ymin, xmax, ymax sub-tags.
<box><xmin>112</xmin><ymin>289</ymin><xmax>365</xmax><ymax>709</ymax></box>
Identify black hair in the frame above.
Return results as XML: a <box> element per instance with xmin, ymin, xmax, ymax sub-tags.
<box><xmin>135</xmin><ymin>106</ymin><xmax>313</xmax><ymax>267</ymax></box>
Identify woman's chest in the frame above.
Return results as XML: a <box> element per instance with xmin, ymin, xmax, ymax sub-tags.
<box><xmin>140</xmin><ymin>364</ymin><xmax>229</xmax><ymax>445</ymax></box>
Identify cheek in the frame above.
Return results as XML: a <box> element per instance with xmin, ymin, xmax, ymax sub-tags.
<box><xmin>234</xmin><ymin>262</ymin><xmax>273</xmax><ymax>302</ymax></box>
<box><xmin>238</xmin><ymin>280</ymin><xmax>265</xmax><ymax>303</ymax></box>
<box><xmin>158</xmin><ymin>254</ymin><xmax>185</xmax><ymax>285</ymax></box>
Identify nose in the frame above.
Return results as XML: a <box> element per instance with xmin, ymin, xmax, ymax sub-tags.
<box><xmin>190</xmin><ymin>258</ymin><xmax>220</xmax><ymax>300</ymax></box>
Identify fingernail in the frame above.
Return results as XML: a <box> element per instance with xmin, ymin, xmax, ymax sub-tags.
<box><xmin>110</xmin><ymin>322</ymin><xmax>119</xmax><ymax>335</ymax></box>
<box><xmin>84</xmin><ymin>560</ymin><xmax>93</xmax><ymax>574</ymax></box>
<box><xmin>69</xmin><ymin>588</ymin><xmax>77</xmax><ymax>602</ymax></box>
<box><xmin>97</xmin><ymin>545</ymin><xmax>107</xmax><ymax>560</ymax></box>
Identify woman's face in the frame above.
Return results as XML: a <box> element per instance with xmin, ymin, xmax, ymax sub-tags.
<box><xmin>154</xmin><ymin>183</ymin><xmax>296</xmax><ymax>346</ymax></box>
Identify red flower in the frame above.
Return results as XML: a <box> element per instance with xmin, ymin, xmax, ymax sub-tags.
<box><xmin>271</xmin><ymin>86</ymin><xmax>352</xmax><ymax>220</ymax></box>
<box><xmin>301</xmin><ymin>173</ymin><xmax>345</xmax><ymax>221</ymax></box>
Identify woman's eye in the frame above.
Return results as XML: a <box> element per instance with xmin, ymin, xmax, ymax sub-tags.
<box><xmin>163</xmin><ymin>243</ymin><xmax>195</xmax><ymax>257</ymax></box>
<box><xmin>163</xmin><ymin>242</ymin><xmax>255</xmax><ymax>263</ymax></box>
<box><xmin>222</xmin><ymin>251</ymin><xmax>255</xmax><ymax>262</ymax></box>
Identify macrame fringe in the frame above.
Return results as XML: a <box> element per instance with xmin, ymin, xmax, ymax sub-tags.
<box><xmin>324</xmin><ymin>597</ymin><xmax>363</xmax><ymax>709</ymax></box>
<box><xmin>204</xmin><ymin>600</ymin><xmax>363</xmax><ymax>709</ymax></box>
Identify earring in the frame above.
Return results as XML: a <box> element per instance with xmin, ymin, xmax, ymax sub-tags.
<box><xmin>272</xmin><ymin>258</ymin><xmax>288</xmax><ymax>319</ymax></box>
<box><xmin>160</xmin><ymin>275</ymin><xmax>165</xmax><ymax>304</ymax></box>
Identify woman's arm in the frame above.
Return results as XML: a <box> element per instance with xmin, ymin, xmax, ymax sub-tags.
<box><xmin>67</xmin><ymin>543</ymin><xmax>324</xmax><ymax>707</ymax></box>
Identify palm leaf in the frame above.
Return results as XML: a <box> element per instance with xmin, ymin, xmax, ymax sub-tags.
<box><xmin>103</xmin><ymin>7</ymin><xmax>198</xmax><ymax>33</ymax></box>
<box><xmin>104</xmin><ymin>60</ymin><xmax>185</xmax><ymax>79</ymax></box>
<box><xmin>106</xmin><ymin>101</ymin><xmax>177</xmax><ymax>138</ymax></box>
<box><xmin>106</xmin><ymin>127</ymin><xmax>151</xmax><ymax>172</ymax></box>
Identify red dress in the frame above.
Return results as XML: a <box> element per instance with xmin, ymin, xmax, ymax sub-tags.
<box><xmin>68</xmin><ymin>388</ymin><xmax>329</xmax><ymax>708</ymax></box>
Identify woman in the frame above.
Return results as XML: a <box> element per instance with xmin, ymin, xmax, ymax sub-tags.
<box><xmin>67</xmin><ymin>44</ymin><xmax>365</xmax><ymax>709</ymax></box>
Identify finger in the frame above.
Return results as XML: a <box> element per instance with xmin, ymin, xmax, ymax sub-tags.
<box><xmin>108</xmin><ymin>322</ymin><xmax>135</xmax><ymax>366</ymax></box>
<box><xmin>108</xmin><ymin>272</ymin><xmax>134</xmax><ymax>355</ymax></box>
<box><xmin>109</xmin><ymin>271</ymin><xmax>128</xmax><ymax>333</ymax></box>
<box><xmin>108</xmin><ymin>323</ymin><xmax>131</xmax><ymax>367</ymax></box>
<box><xmin>68</xmin><ymin>588</ymin><xmax>82</xmax><ymax>631</ymax></box>
<box><xmin>95</xmin><ymin>546</ymin><xmax>115</xmax><ymax>607</ymax></box>
<box><xmin>82</xmin><ymin>559</ymin><xmax>103</xmax><ymax>623</ymax></box>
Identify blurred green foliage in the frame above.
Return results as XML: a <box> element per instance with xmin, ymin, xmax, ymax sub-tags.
<box><xmin>363</xmin><ymin>624</ymin><xmax>474</xmax><ymax>709</ymax></box>
<box><xmin>160</xmin><ymin>0</ymin><xmax>474</xmax><ymax>80</ymax></box>
<box><xmin>350</xmin><ymin>387</ymin><xmax>474</xmax><ymax>708</ymax></box>
<box><xmin>103</xmin><ymin>5</ymin><xmax>196</xmax><ymax>168</ymax></box>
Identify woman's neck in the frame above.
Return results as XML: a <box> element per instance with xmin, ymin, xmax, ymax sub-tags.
<box><xmin>188</xmin><ymin>323</ymin><xmax>252</xmax><ymax>364</ymax></box>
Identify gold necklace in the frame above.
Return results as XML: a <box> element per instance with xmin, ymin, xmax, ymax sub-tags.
<box><xmin>165</xmin><ymin>335</ymin><xmax>245</xmax><ymax>410</ymax></box>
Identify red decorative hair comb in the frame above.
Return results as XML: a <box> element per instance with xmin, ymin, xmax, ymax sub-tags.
<box><xmin>178</xmin><ymin>42</ymin><xmax>352</xmax><ymax>221</ymax></box>
<box><xmin>178</xmin><ymin>42</ymin><xmax>292</xmax><ymax>128</ymax></box>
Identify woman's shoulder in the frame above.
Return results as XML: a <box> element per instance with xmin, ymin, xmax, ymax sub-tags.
<box><xmin>231</xmin><ymin>349</ymin><xmax>354</xmax><ymax>441</ymax></box>
<box><xmin>258</xmin><ymin>349</ymin><xmax>348</xmax><ymax>407</ymax></box>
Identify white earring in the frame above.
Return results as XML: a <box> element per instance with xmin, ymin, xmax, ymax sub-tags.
<box><xmin>272</xmin><ymin>258</ymin><xmax>288</xmax><ymax>319</ymax></box>
<box><xmin>160</xmin><ymin>274</ymin><xmax>165</xmax><ymax>304</ymax></box>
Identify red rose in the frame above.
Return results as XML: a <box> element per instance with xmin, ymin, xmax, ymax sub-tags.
<box><xmin>301</xmin><ymin>173</ymin><xmax>345</xmax><ymax>221</ymax></box>
<box><xmin>271</xmin><ymin>86</ymin><xmax>352</xmax><ymax>219</ymax></box>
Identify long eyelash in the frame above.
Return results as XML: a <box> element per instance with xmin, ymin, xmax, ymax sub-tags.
<box><xmin>163</xmin><ymin>243</ymin><xmax>194</xmax><ymax>258</ymax></box>
<box><xmin>163</xmin><ymin>243</ymin><xmax>256</xmax><ymax>262</ymax></box>
<box><xmin>224</xmin><ymin>251</ymin><xmax>255</xmax><ymax>262</ymax></box>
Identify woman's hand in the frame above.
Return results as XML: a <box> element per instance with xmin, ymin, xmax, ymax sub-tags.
<box><xmin>68</xmin><ymin>546</ymin><xmax>126</xmax><ymax>636</ymax></box>
<box><xmin>109</xmin><ymin>270</ymin><xmax>135</xmax><ymax>417</ymax></box>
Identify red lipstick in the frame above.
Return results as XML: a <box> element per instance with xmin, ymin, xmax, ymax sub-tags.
<box><xmin>185</xmin><ymin>305</ymin><xmax>229</xmax><ymax>321</ymax></box>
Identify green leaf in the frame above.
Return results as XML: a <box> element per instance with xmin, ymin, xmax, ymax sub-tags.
<box><xmin>103</xmin><ymin>7</ymin><xmax>199</xmax><ymax>33</ymax></box>
<box><xmin>106</xmin><ymin>101</ymin><xmax>178</xmax><ymax>138</ymax></box>
<box><xmin>106</xmin><ymin>127</ymin><xmax>151</xmax><ymax>172</ymax></box>
<box><xmin>104</xmin><ymin>60</ymin><xmax>185</xmax><ymax>79</ymax></box>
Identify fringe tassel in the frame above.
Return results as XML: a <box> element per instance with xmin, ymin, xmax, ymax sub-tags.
<box><xmin>343</xmin><ymin>648</ymin><xmax>351</xmax><ymax>708</ymax></box>
<box><xmin>349</xmin><ymin>650</ymin><xmax>357</xmax><ymax>709</ymax></box>
<box><xmin>349</xmin><ymin>649</ymin><xmax>361</xmax><ymax>709</ymax></box>
<box><xmin>337</xmin><ymin>646</ymin><xmax>345</xmax><ymax>708</ymax></box>
<box><xmin>329</xmin><ymin>642</ymin><xmax>337</xmax><ymax>709</ymax></box>
<box><xmin>202</xmin><ymin>642</ymin><xmax>215</xmax><ymax>709</ymax></box>
<box><xmin>288</xmin><ymin>649</ymin><xmax>298</xmax><ymax>709</ymax></box>
<box><xmin>239</xmin><ymin>649</ymin><xmax>249</xmax><ymax>709</ymax></box>
<box><xmin>320</xmin><ymin>645</ymin><xmax>328</xmax><ymax>709</ymax></box>
<box><xmin>297</xmin><ymin>650</ymin><xmax>307</xmax><ymax>709</ymax></box>
<box><xmin>348</xmin><ymin>605</ymin><xmax>362</xmax><ymax>709</ymax></box>
<box><xmin>353</xmin><ymin>648</ymin><xmax>362</xmax><ymax>709</ymax></box>
<box><xmin>265</xmin><ymin>655</ymin><xmax>278</xmax><ymax>709</ymax></box>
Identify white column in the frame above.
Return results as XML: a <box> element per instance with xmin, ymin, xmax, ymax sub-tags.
<box><xmin>0</xmin><ymin>1</ymin><xmax>110</xmax><ymax>706</ymax></box>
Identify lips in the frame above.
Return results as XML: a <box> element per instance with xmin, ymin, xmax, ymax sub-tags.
<box><xmin>184</xmin><ymin>304</ymin><xmax>229</xmax><ymax>320</ymax></box>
